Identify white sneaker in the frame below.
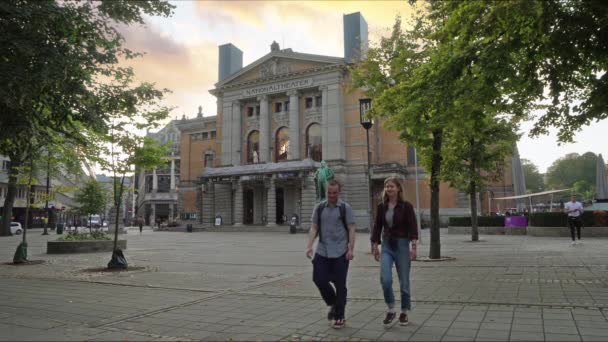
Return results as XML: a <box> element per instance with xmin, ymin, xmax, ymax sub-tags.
<box><xmin>571</xmin><ymin>241</ymin><xmax>577</xmax><ymax>246</ymax></box>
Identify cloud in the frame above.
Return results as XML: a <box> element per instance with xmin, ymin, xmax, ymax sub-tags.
<box><xmin>116</xmin><ymin>23</ymin><xmax>217</xmax><ymax>115</ymax></box>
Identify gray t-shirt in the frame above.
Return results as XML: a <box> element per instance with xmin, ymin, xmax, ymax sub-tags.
<box><xmin>385</xmin><ymin>207</ymin><xmax>394</xmax><ymax>228</ymax></box>
<box><xmin>312</xmin><ymin>200</ymin><xmax>356</xmax><ymax>258</ymax></box>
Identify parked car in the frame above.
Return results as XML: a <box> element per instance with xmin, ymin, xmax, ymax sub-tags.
<box><xmin>10</xmin><ymin>222</ymin><xmax>23</xmax><ymax>235</ymax></box>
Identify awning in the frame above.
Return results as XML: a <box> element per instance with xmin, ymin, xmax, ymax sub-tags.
<box><xmin>202</xmin><ymin>159</ymin><xmax>321</xmax><ymax>178</ymax></box>
<box><xmin>494</xmin><ymin>189</ymin><xmax>570</xmax><ymax>200</ymax></box>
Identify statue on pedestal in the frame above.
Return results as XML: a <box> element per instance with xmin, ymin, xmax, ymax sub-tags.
<box><xmin>314</xmin><ymin>161</ymin><xmax>335</xmax><ymax>202</ymax></box>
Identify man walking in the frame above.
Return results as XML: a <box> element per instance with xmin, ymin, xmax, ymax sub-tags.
<box><xmin>564</xmin><ymin>194</ymin><xmax>584</xmax><ymax>245</ymax></box>
<box><xmin>305</xmin><ymin>179</ymin><xmax>356</xmax><ymax>329</ymax></box>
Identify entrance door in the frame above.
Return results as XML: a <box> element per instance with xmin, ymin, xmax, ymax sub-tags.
<box><xmin>244</xmin><ymin>189</ymin><xmax>254</xmax><ymax>224</ymax></box>
<box><xmin>276</xmin><ymin>188</ymin><xmax>284</xmax><ymax>224</ymax></box>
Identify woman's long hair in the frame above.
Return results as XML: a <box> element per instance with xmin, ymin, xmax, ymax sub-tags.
<box><xmin>381</xmin><ymin>176</ymin><xmax>406</xmax><ymax>204</ymax></box>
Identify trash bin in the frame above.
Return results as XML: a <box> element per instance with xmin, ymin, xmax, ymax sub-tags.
<box><xmin>289</xmin><ymin>214</ymin><xmax>298</xmax><ymax>234</ymax></box>
<box><xmin>186</xmin><ymin>224</ymin><xmax>193</xmax><ymax>233</ymax></box>
<box><xmin>56</xmin><ymin>223</ymin><xmax>64</xmax><ymax>235</ymax></box>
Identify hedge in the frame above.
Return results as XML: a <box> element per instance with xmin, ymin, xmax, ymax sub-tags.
<box><xmin>448</xmin><ymin>216</ymin><xmax>505</xmax><ymax>227</ymax></box>
<box><xmin>529</xmin><ymin>211</ymin><xmax>608</xmax><ymax>227</ymax></box>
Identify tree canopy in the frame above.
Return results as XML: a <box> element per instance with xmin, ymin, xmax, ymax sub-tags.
<box><xmin>521</xmin><ymin>159</ymin><xmax>545</xmax><ymax>193</ymax></box>
<box><xmin>546</xmin><ymin>152</ymin><xmax>597</xmax><ymax>192</ymax></box>
<box><xmin>0</xmin><ymin>0</ymin><xmax>174</xmax><ymax>236</ymax></box>
<box><xmin>425</xmin><ymin>0</ymin><xmax>608</xmax><ymax>142</ymax></box>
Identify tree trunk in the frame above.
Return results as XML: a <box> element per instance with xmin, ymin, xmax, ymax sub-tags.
<box><xmin>429</xmin><ymin>129</ymin><xmax>443</xmax><ymax>259</ymax></box>
<box><xmin>89</xmin><ymin>214</ymin><xmax>92</xmax><ymax>234</ymax></box>
<box><xmin>113</xmin><ymin>176</ymin><xmax>125</xmax><ymax>251</ymax></box>
<box><xmin>470</xmin><ymin>140</ymin><xmax>479</xmax><ymax>242</ymax></box>
<box><xmin>470</xmin><ymin>183</ymin><xmax>479</xmax><ymax>242</ymax></box>
<box><xmin>1</xmin><ymin>159</ymin><xmax>21</xmax><ymax>236</ymax></box>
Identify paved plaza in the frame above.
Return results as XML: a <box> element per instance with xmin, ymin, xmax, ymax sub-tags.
<box><xmin>1</xmin><ymin>227</ymin><xmax>608</xmax><ymax>341</ymax></box>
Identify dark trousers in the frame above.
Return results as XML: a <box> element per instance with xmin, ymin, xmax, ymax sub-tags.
<box><xmin>568</xmin><ymin>217</ymin><xmax>582</xmax><ymax>240</ymax></box>
<box><xmin>312</xmin><ymin>253</ymin><xmax>349</xmax><ymax>320</ymax></box>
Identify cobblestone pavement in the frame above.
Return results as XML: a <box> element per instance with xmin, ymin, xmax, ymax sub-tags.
<box><xmin>1</xmin><ymin>227</ymin><xmax>608</xmax><ymax>341</ymax></box>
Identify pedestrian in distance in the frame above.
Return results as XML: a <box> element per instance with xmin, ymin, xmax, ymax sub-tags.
<box><xmin>138</xmin><ymin>216</ymin><xmax>144</xmax><ymax>234</ymax></box>
<box><xmin>305</xmin><ymin>179</ymin><xmax>356</xmax><ymax>329</ymax></box>
<box><xmin>564</xmin><ymin>193</ymin><xmax>584</xmax><ymax>245</ymax></box>
<box><xmin>371</xmin><ymin>176</ymin><xmax>418</xmax><ymax>328</ymax></box>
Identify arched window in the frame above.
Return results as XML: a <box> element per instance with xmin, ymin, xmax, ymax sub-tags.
<box><xmin>306</xmin><ymin>123</ymin><xmax>322</xmax><ymax>162</ymax></box>
<box><xmin>247</xmin><ymin>131</ymin><xmax>260</xmax><ymax>163</ymax></box>
<box><xmin>275</xmin><ymin>127</ymin><xmax>289</xmax><ymax>162</ymax></box>
<box><xmin>204</xmin><ymin>150</ymin><xmax>215</xmax><ymax>168</ymax></box>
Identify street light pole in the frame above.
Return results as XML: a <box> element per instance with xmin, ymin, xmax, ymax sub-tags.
<box><xmin>42</xmin><ymin>151</ymin><xmax>50</xmax><ymax>235</ymax></box>
<box><xmin>359</xmin><ymin>99</ymin><xmax>374</xmax><ymax>242</ymax></box>
<box><xmin>414</xmin><ymin>147</ymin><xmax>422</xmax><ymax>244</ymax></box>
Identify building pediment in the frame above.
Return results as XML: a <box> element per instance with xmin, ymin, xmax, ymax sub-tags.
<box><xmin>214</xmin><ymin>50</ymin><xmax>344</xmax><ymax>91</ymax></box>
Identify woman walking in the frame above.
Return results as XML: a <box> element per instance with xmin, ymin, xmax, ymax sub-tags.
<box><xmin>370</xmin><ymin>177</ymin><xmax>418</xmax><ymax>327</ymax></box>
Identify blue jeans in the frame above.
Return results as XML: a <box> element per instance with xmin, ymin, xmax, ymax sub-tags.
<box><xmin>380</xmin><ymin>238</ymin><xmax>412</xmax><ymax>311</ymax></box>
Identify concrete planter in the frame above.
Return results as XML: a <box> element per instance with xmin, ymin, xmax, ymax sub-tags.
<box><xmin>448</xmin><ymin>226</ymin><xmax>526</xmax><ymax>236</ymax></box>
<box><xmin>527</xmin><ymin>226</ymin><xmax>608</xmax><ymax>237</ymax></box>
<box><xmin>47</xmin><ymin>240</ymin><xmax>127</xmax><ymax>254</ymax></box>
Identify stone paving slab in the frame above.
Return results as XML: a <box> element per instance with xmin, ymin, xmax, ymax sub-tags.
<box><xmin>2</xmin><ymin>229</ymin><xmax>608</xmax><ymax>340</ymax></box>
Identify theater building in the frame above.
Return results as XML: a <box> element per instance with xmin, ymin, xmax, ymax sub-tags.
<box><xmin>176</xmin><ymin>12</ymin><xmax>517</xmax><ymax>230</ymax></box>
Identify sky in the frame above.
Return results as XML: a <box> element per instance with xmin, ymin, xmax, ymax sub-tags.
<box><xmin>119</xmin><ymin>0</ymin><xmax>608</xmax><ymax>174</ymax></box>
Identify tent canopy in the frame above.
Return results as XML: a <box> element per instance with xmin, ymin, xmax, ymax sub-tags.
<box><xmin>494</xmin><ymin>189</ymin><xmax>571</xmax><ymax>200</ymax></box>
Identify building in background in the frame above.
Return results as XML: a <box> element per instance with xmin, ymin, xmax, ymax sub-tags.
<box><xmin>171</xmin><ymin>12</ymin><xmax>519</xmax><ymax>230</ymax></box>
<box><xmin>134</xmin><ymin>121</ymin><xmax>181</xmax><ymax>225</ymax></box>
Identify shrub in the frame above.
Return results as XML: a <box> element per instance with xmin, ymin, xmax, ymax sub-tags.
<box><xmin>58</xmin><ymin>231</ymin><xmax>112</xmax><ymax>241</ymax></box>
<box><xmin>448</xmin><ymin>216</ymin><xmax>504</xmax><ymax>227</ymax></box>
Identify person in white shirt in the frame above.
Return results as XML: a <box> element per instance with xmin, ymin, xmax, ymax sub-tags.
<box><xmin>564</xmin><ymin>194</ymin><xmax>584</xmax><ymax>244</ymax></box>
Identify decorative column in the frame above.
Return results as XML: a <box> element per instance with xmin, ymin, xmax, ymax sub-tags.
<box><xmin>221</xmin><ymin>100</ymin><xmax>233</xmax><ymax>165</ymax></box>
<box><xmin>300</xmin><ymin>175</ymin><xmax>316</xmax><ymax>228</ymax></box>
<box><xmin>287</xmin><ymin>90</ymin><xmax>300</xmax><ymax>160</ymax></box>
<box><xmin>151</xmin><ymin>204</ymin><xmax>156</xmax><ymax>226</ymax></box>
<box><xmin>232</xmin><ymin>101</ymin><xmax>242</xmax><ymax>165</ymax></box>
<box><xmin>170</xmin><ymin>158</ymin><xmax>175</xmax><ymax>190</ymax></box>
<box><xmin>233</xmin><ymin>180</ymin><xmax>243</xmax><ymax>226</ymax></box>
<box><xmin>169</xmin><ymin>203</ymin><xmax>174</xmax><ymax>221</ymax></box>
<box><xmin>258</xmin><ymin>95</ymin><xmax>270</xmax><ymax>163</ymax></box>
<box><xmin>266</xmin><ymin>176</ymin><xmax>277</xmax><ymax>226</ymax></box>
<box><xmin>152</xmin><ymin>168</ymin><xmax>158</xmax><ymax>192</ymax></box>
<box><xmin>320</xmin><ymin>86</ymin><xmax>329</xmax><ymax>160</ymax></box>
<box><xmin>201</xmin><ymin>182</ymin><xmax>215</xmax><ymax>226</ymax></box>
<box><xmin>325</xmin><ymin>84</ymin><xmax>345</xmax><ymax>160</ymax></box>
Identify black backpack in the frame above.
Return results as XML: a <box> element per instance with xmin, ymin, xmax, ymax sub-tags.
<box><xmin>315</xmin><ymin>201</ymin><xmax>348</xmax><ymax>243</ymax></box>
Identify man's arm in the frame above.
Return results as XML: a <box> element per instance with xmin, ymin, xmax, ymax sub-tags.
<box><xmin>306</xmin><ymin>223</ymin><xmax>318</xmax><ymax>258</ymax></box>
<box><xmin>347</xmin><ymin>223</ymin><xmax>356</xmax><ymax>255</ymax></box>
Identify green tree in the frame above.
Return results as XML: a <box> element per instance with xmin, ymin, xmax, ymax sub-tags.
<box><xmin>351</xmin><ymin>6</ymin><xmax>530</xmax><ymax>256</ymax></box>
<box><xmin>92</xmin><ymin>76</ymin><xmax>170</xmax><ymax>268</ymax></box>
<box><xmin>546</xmin><ymin>152</ymin><xmax>597</xmax><ymax>190</ymax></box>
<box><xmin>442</xmin><ymin>120</ymin><xmax>517</xmax><ymax>242</ymax></box>
<box><xmin>0</xmin><ymin>0</ymin><xmax>174</xmax><ymax>236</ymax></box>
<box><xmin>422</xmin><ymin>0</ymin><xmax>608</xmax><ymax>143</ymax></box>
<box><xmin>522</xmin><ymin>159</ymin><xmax>545</xmax><ymax>193</ymax></box>
<box><xmin>351</xmin><ymin>16</ymin><xmax>452</xmax><ymax>259</ymax></box>
<box><xmin>75</xmin><ymin>179</ymin><xmax>108</xmax><ymax>232</ymax></box>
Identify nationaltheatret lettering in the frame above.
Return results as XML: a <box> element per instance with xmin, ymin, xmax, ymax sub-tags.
<box><xmin>243</xmin><ymin>79</ymin><xmax>313</xmax><ymax>97</ymax></box>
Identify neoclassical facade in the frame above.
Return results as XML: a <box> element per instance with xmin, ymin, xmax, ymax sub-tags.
<box><xmin>176</xmin><ymin>12</ymin><xmax>517</xmax><ymax>230</ymax></box>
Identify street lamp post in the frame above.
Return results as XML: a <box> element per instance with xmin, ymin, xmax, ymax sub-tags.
<box><xmin>413</xmin><ymin>147</ymin><xmax>422</xmax><ymax>244</ymax></box>
<box><xmin>359</xmin><ymin>99</ymin><xmax>374</xmax><ymax>239</ymax></box>
<box><xmin>42</xmin><ymin>151</ymin><xmax>50</xmax><ymax>235</ymax></box>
